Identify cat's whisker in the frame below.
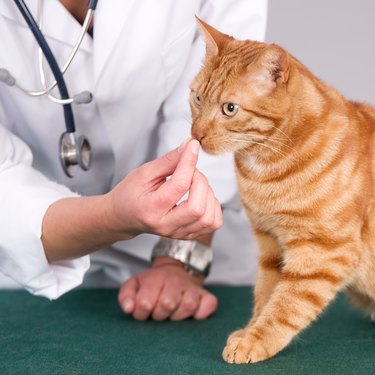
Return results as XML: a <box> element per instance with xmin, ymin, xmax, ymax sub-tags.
<box><xmin>228</xmin><ymin>131</ymin><xmax>293</xmax><ymax>152</ymax></box>
<box><xmin>229</xmin><ymin>135</ymin><xmax>290</xmax><ymax>159</ymax></box>
<box><xmin>245</xmin><ymin>141</ymin><xmax>289</xmax><ymax>159</ymax></box>
<box><xmin>269</xmin><ymin>125</ymin><xmax>295</xmax><ymax>145</ymax></box>
<box><xmin>237</xmin><ymin>133</ymin><xmax>293</xmax><ymax>150</ymax></box>
<box><xmin>239</xmin><ymin>133</ymin><xmax>294</xmax><ymax>151</ymax></box>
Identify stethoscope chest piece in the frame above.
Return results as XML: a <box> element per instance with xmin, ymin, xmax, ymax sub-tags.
<box><xmin>60</xmin><ymin>132</ymin><xmax>91</xmax><ymax>177</ymax></box>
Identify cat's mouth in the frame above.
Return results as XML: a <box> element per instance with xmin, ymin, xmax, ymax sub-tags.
<box><xmin>193</xmin><ymin>135</ymin><xmax>217</xmax><ymax>154</ymax></box>
<box><xmin>192</xmin><ymin>129</ymin><xmax>232</xmax><ymax>155</ymax></box>
<box><xmin>199</xmin><ymin>137</ymin><xmax>228</xmax><ymax>155</ymax></box>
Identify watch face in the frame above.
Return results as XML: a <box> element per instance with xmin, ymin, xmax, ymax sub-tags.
<box><xmin>152</xmin><ymin>239</ymin><xmax>212</xmax><ymax>276</ymax></box>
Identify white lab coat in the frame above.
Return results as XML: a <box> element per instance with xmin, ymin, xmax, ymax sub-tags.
<box><xmin>0</xmin><ymin>0</ymin><xmax>267</xmax><ymax>299</ymax></box>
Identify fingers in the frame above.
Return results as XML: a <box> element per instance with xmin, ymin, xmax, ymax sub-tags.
<box><xmin>165</xmin><ymin>170</ymin><xmax>223</xmax><ymax>237</ymax></box>
<box><xmin>185</xmin><ymin>181</ymin><xmax>219</xmax><ymax>233</ymax></box>
<box><xmin>141</xmin><ymin>138</ymin><xmax>191</xmax><ymax>181</ymax></box>
<box><xmin>194</xmin><ymin>291</ymin><xmax>218</xmax><ymax>320</ymax></box>
<box><xmin>152</xmin><ymin>139</ymin><xmax>200</xmax><ymax>212</ymax></box>
<box><xmin>165</xmin><ymin>169</ymin><xmax>209</xmax><ymax>227</ymax></box>
<box><xmin>131</xmin><ymin>277</ymin><xmax>162</xmax><ymax>320</ymax></box>
<box><xmin>151</xmin><ymin>283</ymin><xmax>183</xmax><ymax>321</ymax></box>
<box><xmin>169</xmin><ymin>288</ymin><xmax>201</xmax><ymax>321</ymax></box>
<box><xmin>156</xmin><ymin>287</ymin><xmax>218</xmax><ymax>321</ymax></box>
<box><xmin>119</xmin><ymin>267</ymin><xmax>219</xmax><ymax>321</ymax></box>
<box><xmin>118</xmin><ymin>277</ymin><xmax>139</xmax><ymax>314</ymax></box>
<box><xmin>119</xmin><ymin>276</ymin><xmax>164</xmax><ymax>320</ymax></box>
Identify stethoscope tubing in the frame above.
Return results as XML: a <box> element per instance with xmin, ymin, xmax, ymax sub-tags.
<box><xmin>13</xmin><ymin>0</ymin><xmax>76</xmax><ymax>133</ymax></box>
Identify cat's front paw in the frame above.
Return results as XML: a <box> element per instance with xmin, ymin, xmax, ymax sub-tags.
<box><xmin>222</xmin><ymin>330</ymin><xmax>269</xmax><ymax>364</ymax></box>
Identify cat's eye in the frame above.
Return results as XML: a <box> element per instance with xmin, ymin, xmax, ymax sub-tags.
<box><xmin>222</xmin><ymin>102</ymin><xmax>239</xmax><ymax>117</ymax></box>
<box><xmin>193</xmin><ymin>92</ymin><xmax>201</xmax><ymax>106</ymax></box>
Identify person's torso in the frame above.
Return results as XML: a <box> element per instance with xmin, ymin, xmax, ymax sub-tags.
<box><xmin>0</xmin><ymin>0</ymin><xmax>201</xmax><ymax>193</ymax></box>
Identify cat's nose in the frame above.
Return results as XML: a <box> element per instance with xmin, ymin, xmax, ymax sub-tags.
<box><xmin>191</xmin><ymin>130</ymin><xmax>205</xmax><ymax>143</ymax></box>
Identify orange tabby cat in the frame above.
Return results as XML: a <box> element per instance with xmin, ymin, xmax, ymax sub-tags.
<box><xmin>190</xmin><ymin>18</ymin><xmax>375</xmax><ymax>364</ymax></box>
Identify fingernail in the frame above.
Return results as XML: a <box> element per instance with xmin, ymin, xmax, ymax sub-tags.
<box><xmin>122</xmin><ymin>299</ymin><xmax>133</xmax><ymax>313</ymax></box>
<box><xmin>178</xmin><ymin>137</ymin><xmax>191</xmax><ymax>153</ymax></box>
<box><xmin>191</xmin><ymin>140</ymin><xmax>200</xmax><ymax>155</ymax></box>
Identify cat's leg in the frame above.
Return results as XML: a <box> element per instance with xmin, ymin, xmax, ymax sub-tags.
<box><xmin>226</xmin><ymin>231</ymin><xmax>282</xmax><ymax>343</ymax></box>
<box><xmin>251</xmin><ymin>230</ymin><xmax>283</xmax><ymax>322</ymax></box>
<box><xmin>223</xmin><ymin>240</ymin><xmax>359</xmax><ymax>364</ymax></box>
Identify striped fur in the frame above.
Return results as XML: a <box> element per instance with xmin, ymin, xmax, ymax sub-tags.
<box><xmin>190</xmin><ymin>19</ymin><xmax>375</xmax><ymax>364</ymax></box>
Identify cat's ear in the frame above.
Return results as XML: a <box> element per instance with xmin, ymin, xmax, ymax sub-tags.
<box><xmin>245</xmin><ymin>44</ymin><xmax>290</xmax><ymax>95</ymax></box>
<box><xmin>259</xmin><ymin>45</ymin><xmax>290</xmax><ymax>85</ymax></box>
<box><xmin>195</xmin><ymin>16</ymin><xmax>233</xmax><ymax>59</ymax></box>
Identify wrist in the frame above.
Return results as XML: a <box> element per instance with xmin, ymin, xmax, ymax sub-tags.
<box><xmin>102</xmin><ymin>191</ymin><xmax>139</xmax><ymax>241</ymax></box>
<box><xmin>151</xmin><ymin>256</ymin><xmax>204</xmax><ymax>284</ymax></box>
<box><xmin>152</xmin><ymin>256</ymin><xmax>185</xmax><ymax>269</ymax></box>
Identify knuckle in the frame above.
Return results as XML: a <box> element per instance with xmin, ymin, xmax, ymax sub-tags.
<box><xmin>160</xmin><ymin>298</ymin><xmax>176</xmax><ymax>312</ymax></box>
<box><xmin>162</xmin><ymin>151</ymin><xmax>175</xmax><ymax>164</ymax></box>
<box><xmin>200</xmin><ymin>215</ymin><xmax>214</xmax><ymax>228</ymax></box>
<box><xmin>174</xmin><ymin>180</ymin><xmax>190</xmax><ymax>194</ymax></box>
<box><xmin>215</xmin><ymin>217</ymin><xmax>223</xmax><ymax>230</ymax></box>
<box><xmin>181</xmin><ymin>298</ymin><xmax>198</xmax><ymax>313</ymax></box>
<box><xmin>138</xmin><ymin>298</ymin><xmax>152</xmax><ymax>312</ymax></box>
<box><xmin>188</xmin><ymin>204</ymin><xmax>205</xmax><ymax>219</ymax></box>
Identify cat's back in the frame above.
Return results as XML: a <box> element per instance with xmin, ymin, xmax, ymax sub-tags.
<box><xmin>350</xmin><ymin>101</ymin><xmax>375</xmax><ymax>184</ymax></box>
<box><xmin>350</xmin><ymin>101</ymin><xmax>375</xmax><ymax>130</ymax></box>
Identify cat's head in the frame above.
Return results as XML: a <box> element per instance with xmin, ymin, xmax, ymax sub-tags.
<box><xmin>190</xmin><ymin>18</ymin><xmax>293</xmax><ymax>156</ymax></box>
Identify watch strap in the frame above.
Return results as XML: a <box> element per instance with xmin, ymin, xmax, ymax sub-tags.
<box><xmin>151</xmin><ymin>239</ymin><xmax>213</xmax><ymax>277</ymax></box>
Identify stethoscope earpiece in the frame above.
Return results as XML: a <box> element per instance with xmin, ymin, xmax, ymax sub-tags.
<box><xmin>60</xmin><ymin>132</ymin><xmax>91</xmax><ymax>178</ymax></box>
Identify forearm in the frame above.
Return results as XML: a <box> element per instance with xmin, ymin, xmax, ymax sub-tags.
<box><xmin>41</xmin><ymin>194</ymin><xmax>130</xmax><ymax>263</ymax></box>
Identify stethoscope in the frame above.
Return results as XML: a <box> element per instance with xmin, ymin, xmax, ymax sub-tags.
<box><xmin>0</xmin><ymin>0</ymin><xmax>98</xmax><ymax>177</ymax></box>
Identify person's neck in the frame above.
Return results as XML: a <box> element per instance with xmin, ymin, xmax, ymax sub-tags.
<box><xmin>59</xmin><ymin>0</ymin><xmax>89</xmax><ymax>25</ymax></box>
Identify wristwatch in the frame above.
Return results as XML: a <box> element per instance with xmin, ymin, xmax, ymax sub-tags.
<box><xmin>151</xmin><ymin>239</ymin><xmax>213</xmax><ymax>277</ymax></box>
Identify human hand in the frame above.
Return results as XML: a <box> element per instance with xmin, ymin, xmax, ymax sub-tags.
<box><xmin>41</xmin><ymin>138</ymin><xmax>222</xmax><ymax>263</ymax></box>
<box><xmin>118</xmin><ymin>258</ymin><xmax>218</xmax><ymax>320</ymax></box>
<box><xmin>106</xmin><ymin>138</ymin><xmax>223</xmax><ymax>241</ymax></box>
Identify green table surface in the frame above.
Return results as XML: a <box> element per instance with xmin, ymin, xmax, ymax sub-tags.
<box><xmin>0</xmin><ymin>287</ymin><xmax>374</xmax><ymax>375</ymax></box>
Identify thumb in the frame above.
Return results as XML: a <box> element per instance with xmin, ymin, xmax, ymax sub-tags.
<box><xmin>141</xmin><ymin>138</ymin><xmax>191</xmax><ymax>179</ymax></box>
<box><xmin>194</xmin><ymin>290</ymin><xmax>218</xmax><ymax>320</ymax></box>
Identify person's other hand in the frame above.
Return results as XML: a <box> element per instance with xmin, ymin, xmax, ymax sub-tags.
<box><xmin>105</xmin><ymin>138</ymin><xmax>223</xmax><ymax>241</ymax></box>
<box><xmin>118</xmin><ymin>258</ymin><xmax>218</xmax><ymax>320</ymax></box>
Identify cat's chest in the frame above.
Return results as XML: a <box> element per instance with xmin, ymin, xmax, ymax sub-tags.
<box><xmin>235</xmin><ymin>156</ymin><xmax>302</xmax><ymax>230</ymax></box>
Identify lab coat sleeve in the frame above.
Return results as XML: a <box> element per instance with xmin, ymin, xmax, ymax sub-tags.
<box><xmin>157</xmin><ymin>0</ymin><xmax>268</xmax><ymax>206</ymax></box>
<box><xmin>0</xmin><ymin>124</ymin><xmax>90</xmax><ymax>299</ymax></box>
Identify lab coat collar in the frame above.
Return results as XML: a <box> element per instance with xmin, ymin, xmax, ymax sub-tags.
<box><xmin>93</xmin><ymin>0</ymin><xmax>136</xmax><ymax>85</ymax></box>
<box><xmin>0</xmin><ymin>0</ymin><xmax>135</xmax><ymax>85</ymax></box>
<box><xmin>0</xmin><ymin>0</ymin><xmax>92</xmax><ymax>52</ymax></box>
